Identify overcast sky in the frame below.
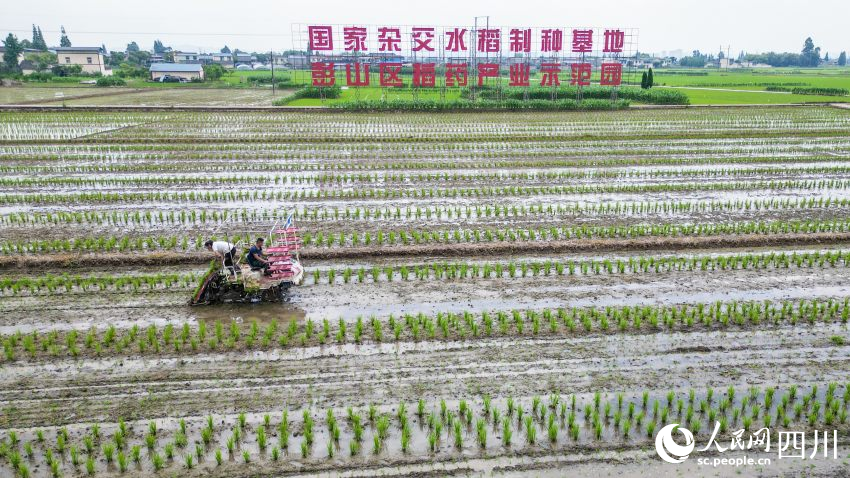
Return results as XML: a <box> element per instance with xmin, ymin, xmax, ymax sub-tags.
<box><xmin>3</xmin><ymin>0</ymin><xmax>847</xmax><ymax>57</ymax></box>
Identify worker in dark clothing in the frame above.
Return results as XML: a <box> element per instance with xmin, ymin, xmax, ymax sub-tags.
<box><xmin>247</xmin><ymin>237</ymin><xmax>271</xmax><ymax>275</ymax></box>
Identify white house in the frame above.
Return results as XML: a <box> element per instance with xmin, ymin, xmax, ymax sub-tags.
<box><xmin>53</xmin><ymin>47</ymin><xmax>112</xmax><ymax>75</ymax></box>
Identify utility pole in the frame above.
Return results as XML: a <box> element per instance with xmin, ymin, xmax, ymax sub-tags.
<box><xmin>472</xmin><ymin>15</ymin><xmax>490</xmax><ymax>101</ymax></box>
<box><xmin>271</xmin><ymin>50</ymin><xmax>275</xmax><ymax>96</ymax></box>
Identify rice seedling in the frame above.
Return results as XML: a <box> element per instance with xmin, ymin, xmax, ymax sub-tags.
<box><xmin>117</xmin><ymin>451</ymin><xmax>128</xmax><ymax>472</ymax></box>
<box><xmin>453</xmin><ymin>420</ymin><xmax>463</xmax><ymax>449</ymax></box>
<box><xmin>103</xmin><ymin>442</ymin><xmax>115</xmax><ymax>462</ymax></box>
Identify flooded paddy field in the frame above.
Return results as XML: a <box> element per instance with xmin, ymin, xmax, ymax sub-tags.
<box><xmin>1</xmin><ymin>106</ymin><xmax>850</xmax><ymax>476</ymax></box>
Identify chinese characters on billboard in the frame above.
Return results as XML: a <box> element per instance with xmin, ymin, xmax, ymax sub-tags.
<box><xmin>291</xmin><ymin>24</ymin><xmax>638</xmax><ymax>90</ymax></box>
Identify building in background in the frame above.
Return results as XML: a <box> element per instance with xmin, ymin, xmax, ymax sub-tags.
<box><xmin>54</xmin><ymin>47</ymin><xmax>112</xmax><ymax>75</ymax></box>
<box><xmin>149</xmin><ymin>63</ymin><xmax>204</xmax><ymax>81</ymax></box>
<box><xmin>173</xmin><ymin>51</ymin><xmax>200</xmax><ymax>63</ymax></box>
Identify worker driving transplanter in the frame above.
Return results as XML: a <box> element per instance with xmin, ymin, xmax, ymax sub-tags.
<box><xmin>191</xmin><ymin>216</ymin><xmax>303</xmax><ymax>306</ymax></box>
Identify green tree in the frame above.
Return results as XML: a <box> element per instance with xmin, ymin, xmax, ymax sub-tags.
<box><xmin>647</xmin><ymin>68</ymin><xmax>654</xmax><ymax>88</ymax></box>
<box><xmin>220</xmin><ymin>45</ymin><xmax>231</xmax><ymax>54</ymax></box>
<box><xmin>839</xmin><ymin>51</ymin><xmax>847</xmax><ymax>67</ymax></box>
<box><xmin>25</xmin><ymin>51</ymin><xmax>57</xmax><ymax>72</ymax></box>
<box><xmin>203</xmin><ymin>63</ymin><xmax>225</xmax><ymax>81</ymax></box>
<box><xmin>107</xmin><ymin>51</ymin><xmax>126</xmax><ymax>67</ymax></box>
<box><xmin>126</xmin><ymin>42</ymin><xmax>140</xmax><ymax>53</ymax></box>
<box><xmin>31</xmin><ymin>25</ymin><xmax>47</xmax><ymax>50</ymax></box>
<box><xmin>59</xmin><ymin>26</ymin><xmax>71</xmax><ymax>47</ymax></box>
<box><xmin>36</xmin><ymin>26</ymin><xmax>46</xmax><ymax>49</ymax></box>
<box><xmin>800</xmin><ymin>37</ymin><xmax>821</xmax><ymax>67</ymax></box>
<box><xmin>3</xmin><ymin>33</ymin><xmax>23</xmax><ymax>71</ymax></box>
<box><xmin>640</xmin><ymin>71</ymin><xmax>648</xmax><ymax>89</ymax></box>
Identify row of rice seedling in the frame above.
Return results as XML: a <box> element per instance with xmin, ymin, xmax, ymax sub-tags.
<box><xmin>3</xmin><ymin>178</ymin><xmax>850</xmax><ymax>205</ymax></box>
<box><xmin>59</xmin><ymin>109</ymin><xmax>848</xmax><ymax>143</ymax></box>
<box><xmin>5</xmin><ymin>152</ymin><xmax>847</xmax><ymax>177</ymax></box>
<box><xmin>3</xmin><ymin>107</ymin><xmax>847</xmax><ymax>142</ymax></box>
<box><xmin>1</xmin><ymin>383</ymin><xmax>846</xmax><ymax>475</ymax></box>
<box><xmin>3</xmin><ymin>133</ymin><xmax>843</xmax><ymax>162</ymax></box>
<box><xmin>6</xmin><ymin>218</ymin><xmax>850</xmax><ymax>255</ymax></box>
<box><xmin>4</xmin><ymin>196</ymin><xmax>846</xmax><ymax>228</ymax></box>
<box><xmin>0</xmin><ymin>273</ymin><xmax>196</xmax><ymax>298</ymax></box>
<box><xmin>3</xmin><ymin>298</ymin><xmax>846</xmax><ymax>361</ymax></box>
<box><xmin>297</xmin><ymin>218</ymin><xmax>850</xmax><ymax>249</ymax></box>
<box><xmin>309</xmin><ymin>250</ymin><xmax>850</xmax><ymax>285</ymax></box>
<box><xmin>5</xmin><ymin>164</ymin><xmax>850</xmax><ymax>190</ymax></box>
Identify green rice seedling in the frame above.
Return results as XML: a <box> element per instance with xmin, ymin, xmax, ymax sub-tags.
<box><xmin>132</xmin><ymin>445</ymin><xmax>141</xmax><ymax>463</ymax></box>
<box><xmin>152</xmin><ymin>453</ymin><xmax>164</xmax><ymax>471</ymax></box>
<box><xmin>476</xmin><ymin>419</ymin><xmax>487</xmax><ymax>448</ymax></box>
<box><xmin>525</xmin><ymin>416</ymin><xmax>536</xmax><ymax>444</ymax></box>
<box><xmin>36</xmin><ymin>430</ymin><xmax>45</xmax><ymax>443</ymax></box>
<box><xmin>71</xmin><ymin>446</ymin><xmax>80</xmax><ymax>466</ymax></box>
<box><xmin>145</xmin><ymin>433</ymin><xmax>156</xmax><ymax>450</ymax></box>
<box><xmin>185</xmin><ymin>453</ymin><xmax>194</xmax><ymax>469</ymax></box>
<box><xmin>453</xmin><ymin>420</ymin><xmax>463</xmax><ymax>448</ymax></box>
<box><xmin>195</xmin><ymin>443</ymin><xmax>203</xmax><ymax>459</ymax></box>
<box><xmin>354</xmin><ymin>317</ymin><xmax>363</xmax><ymax>343</ymax></box>
<box><xmin>18</xmin><ymin>464</ymin><xmax>30</xmax><ymax>478</ymax></box>
<box><xmin>238</xmin><ymin>412</ymin><xmax>247</xmax><ymax>429</ymax></box>
<box><xmin>164</xmin><ymin>443</ymin><xmax>174</xmax><ymax>459</ymax></box>
<box><xmin>24</xmin><ymin>441</ymin><xmax>33</xmax><ymax>458</ymax></box>
<box><xmin>427</xmin><ymin>431</ymin><xmax>437</xmax><ymax>451</ymax></box>
<box><xmin>352</xmin><ymin>416</ymin><xmax>363</xmax><ymax>442</ymax></box>
<box><xmin>401</xmin><ymin>423</ymin><xmax>412</xmax><ymax>452</ymax></box>
<box><xmin>646</xmin><ymin>421</ymin><xmax>656</xmax><ymax>437</ymax></box>
<box><xmin>85</xmin><ymin>456</ymin><xmax>95</xmax><ymax>475</ymax></box>
<box><xmin>242</xmin><ymin>449</ymin><xmax>250</xmax><ymax>463</ymax></box>
<box><xmin>548</xmin><ymin>419</ymin><xmax>558</xmax><ymax>443</ymax></box>
<box><xmin>103</xmin><ymin>442</ymin><xmax>115</xmax><ymax>462</ymax></box>
<box><xmin>9</xmin><ymin>450</ymin><xmax>22</xmax><ymax>471</ymax></box>
<box><xmin>215</xmin><ymin>448</ymin><xmax>222</xmax><ymax>466</ymax></box>
<box><xmin>117</xmin><ymin>451</ymin><xmax>127</xmax><ymax>472</ymax></box>
<box><xmin>257</xmin><ymin>425</ymin><xmax>267</xmax><ymax>450</ymax></box>
<box><xmin>372</xmin><ymin>434</ymin><xmax>381</xmax><ymax>455</ymax></box>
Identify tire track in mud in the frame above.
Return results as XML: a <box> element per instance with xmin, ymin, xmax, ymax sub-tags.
<box><xmin>2</xmin><ymin>324</ymin><xmax>847</xmax><ymax>427</ymax></box>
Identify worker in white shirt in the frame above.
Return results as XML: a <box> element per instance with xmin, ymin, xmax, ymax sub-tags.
<box><xmin>204</xmin><ymin>240</ymin><xmax>239</xmax><ymax>277</ymax></box>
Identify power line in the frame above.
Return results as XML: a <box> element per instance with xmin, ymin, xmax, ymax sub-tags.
<box><xmin>0</xmin><ymin>28</ymin><xmax>292</xmax><ymax>37</ymax></box>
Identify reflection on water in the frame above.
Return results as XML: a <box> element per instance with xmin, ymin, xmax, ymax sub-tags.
<box><xmin>191</xmin><ymin>302</ymin><xmax>306</xmax><ymax>325</ymax></box>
